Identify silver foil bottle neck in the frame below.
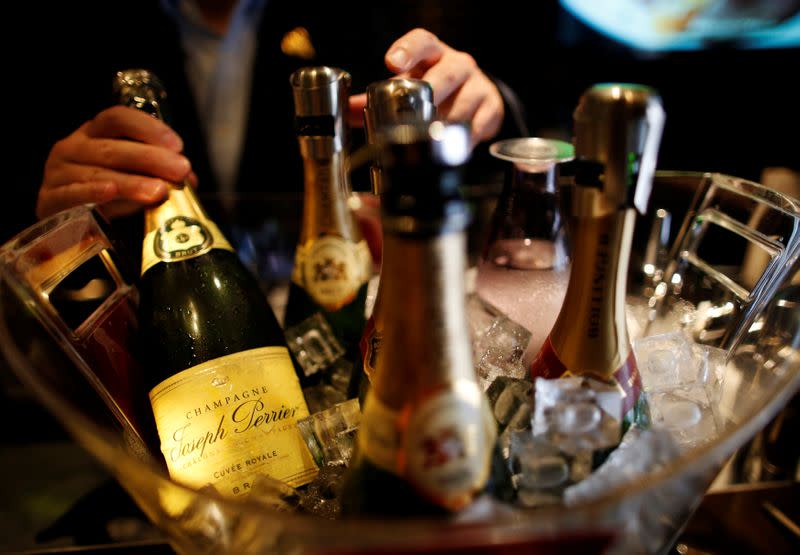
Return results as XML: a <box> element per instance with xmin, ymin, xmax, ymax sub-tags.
<box><xmin>364</xmin><ymin>78</ymin><xmax>435</xmax><ymax>143</ymax></box>
<box><xmin>290</xmin><ymin>66</ymin><xmax>351</xmax><ymax>155</ymax></box>
<box><xmin>113</xmin><ymin>69</ymin><xmax>167</xmax><ymax>121</ymax></box>
<box><xmin>573</xmin><ymin>83</ymin><xmax>665</xmax><ymax>214</ymax></box>
<box><xmin>364</xmin><ymin>78</ymin><xmax>435</xmax><ymax>194</ymax></box>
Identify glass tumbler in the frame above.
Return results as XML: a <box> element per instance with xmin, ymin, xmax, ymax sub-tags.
<box><xmin>475</xmin><ymin>137</ymin><xmax>574</xmax><ymax>366</ymax></box>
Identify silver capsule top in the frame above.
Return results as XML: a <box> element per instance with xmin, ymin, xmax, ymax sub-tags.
<box><xmin>364</xmin><ymin>77</ymin><xmax>436</xmax><ymax>195</ymax></box>
<box><xmin>113</xmin><ymin>69</ymin><xmax>168</xmax><ymax>121</ymax></box>
<box><xmin>573</xmin><ymin>83</ymin><xmax>665</xmax><ymax>214</ymax></box>
<box><xmin>364</xmin><ymin>78</ymin><xmax>435</xmax><ymax>143</ymax></box>
<box><xmin>364</xmin><ymin>78</ymin><xmax>435</xmax><ymax>194</ymax></box>
<box><xmin>290</xmin><ymin>66</ymin><xmax>351</xmax><ymax>154</ymax></box>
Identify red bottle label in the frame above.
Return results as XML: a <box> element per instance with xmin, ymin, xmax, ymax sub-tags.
<box><xmin>358</xmin><ymin>315</ymin><xmax>375</xmax><ymax>379</ymax></box>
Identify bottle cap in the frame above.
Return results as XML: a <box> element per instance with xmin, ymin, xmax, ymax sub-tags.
<box><xmin>364</xmin><ymin>78</ymin><xmax>435</xmax><ymax>141</ymax></box>
<box><xmin>572</xmin><ymin>83</ymin><xmax>665</xmax><ymax>214</ymax></box>
<box><xmin>113</xmin><ymin>69</ymin><xmax>169</xmax><ymax>122</ymax></box>
<box><xmin>364</xmin><ymin>78</ymin><xmax>435</xmax><ymax>194</ymax></box>
<box><xmin>290</xmin><ymin>66</ymin><xmax>351</xmax><ymax>154</ymax></box>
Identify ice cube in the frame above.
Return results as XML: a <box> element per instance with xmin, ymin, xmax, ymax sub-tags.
<box><xmin>693</xmin><ymin>342</ymin><xmax>728</xmax><ymax>408</ymax></box>
<box><xmin>466</xmin><ymin>292</ymin><xmax>502</xmax><ymax>339</ymax></box>
<box><xmin>533</xmin><ymin>377</ymin><xmax>622</xmax><ymax>456</ymax></box>
<box><xmin>477</xmin><ymin>345</ymin><xmax>530</xmax><ymax>389</ymax></box>
<box><xmin>634</xmin><ymin>331</ymin><xmax>699</xmax><ymax>391</ymax></box>
<box><xmin>477</xmin><ymin>359</ymin><xmax>528</xmax><ymax>392</ymax></box>
<box><xmin>505</xmin><ymin>392</ymin><xmax>605</xmax><ymax>507</ymax></box>
<box><xmin>634</xmin><ymin>331</ymin><xmax>724</xmax><ymax>447</ymax></box>
<box><xmin>296</xmin><ymin>398</ymin><xmax>361</xmax><ymax>468</ymax></box>
<box><xmin>327</xmin><ymin>356</ymin><xmax>355</xmax><ymax>394</ymax></box>
<box><xmin>284</xmin><ymin>312</ymin><xmax>345</xmax><ymax>378</ymax></box>
<box><xmin>648</xmin><ymin>388</ymin><xmax>719</xmax><ymax>448</ymax></box>
<box><xmin>466</xmin><ymin>293</ymin><xmax>532</xmax><ymax>388</ymax></box>
<box><xmin>302</xmin><ymin>384</ymin><xmax>348</xmax><ymax>415</ymax></box>
<box><xmin>160</xmin><ymin>484</ymin><xmax>229</xmax><ymax>549</ymax></box>
<box><xmin>506</xmin><ymin>430</ymin><xmax>592</xmax><ymax>508</ymax></box>
<box><xmin>485</xmin><ymin>376</ymin><xmax>534</xmax><ymax>435</ymax></box>
<box><xmin>485</xmin><ymin>376</ymin><xmax>534</xmax><ymax>468</ymax></box>
<box><xmin>563</xmin><ymin>426</ymin><xmax>680</xmax><ymax>506</ymax></box>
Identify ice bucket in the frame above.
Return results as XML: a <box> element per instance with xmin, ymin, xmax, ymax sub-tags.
<box><xmin>1</xmin><ymin>172</ymin><xmax>798</xmax><ymax>554</ymax></box>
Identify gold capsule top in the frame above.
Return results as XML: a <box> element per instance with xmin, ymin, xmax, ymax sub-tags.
<box><xmin>573</xmin><ymin>83</ymin><xmax>665</xmax><ymax>214</ymax></box>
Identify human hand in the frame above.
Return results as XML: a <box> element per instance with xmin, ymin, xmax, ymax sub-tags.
<box><xmin>36</xmin><ymin>105</ymin><xmax>197</xmax><ymax>220</ymax></box>
<box><xmin>348</xmin><ymin>28</ymin><xmax>505</xmax><ymax>146</ymax></box>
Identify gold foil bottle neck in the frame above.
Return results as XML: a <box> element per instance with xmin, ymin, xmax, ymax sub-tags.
<box><xmin>573</xmin><ymin>83</ymin><xmax>665</xmax><ymax>214</ymax></box>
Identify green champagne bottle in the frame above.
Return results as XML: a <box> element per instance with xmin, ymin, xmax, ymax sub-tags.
<box><xmin>116</xmin><ymin>69</ymin><xmax>318</xmax><ymax>497</ymax></box>
<box><xmin>284</xmin><ymin>66</ymin><xmax>372</xmax><ymax>389</ymax></box>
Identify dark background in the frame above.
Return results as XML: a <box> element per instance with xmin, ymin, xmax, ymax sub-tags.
<box><xmin>425</xmin><ymin>0</ymin><xmax>799</xmax><ymax>180</ymax></box>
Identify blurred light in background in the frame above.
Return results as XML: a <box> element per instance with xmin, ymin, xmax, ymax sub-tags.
<box><xmin>560</xmin><ymin>0</ymin><xmax>800</xmax><ymax>51</ymax></box>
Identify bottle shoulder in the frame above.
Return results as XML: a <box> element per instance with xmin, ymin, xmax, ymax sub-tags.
<box><xmin>137</xmin><ymin>249</ymin><xmax>289</xmax><ymax>378</ymax></box>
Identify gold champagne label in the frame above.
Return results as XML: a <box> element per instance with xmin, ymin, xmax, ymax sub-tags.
<box><xmin>291</xmin><ymin>236</ymin><xmax>371</xmax><ymax>311</ymax></box>
<box><xmin>149</xmin><ymin>346</ymin><xmax>318</xmax><ymax>496</ymax></box>
<box><xmin>141</xmin><ymin>215</ymin><xmax>233</xmax><ymax>275</ymax></box>
<box><xmin>359</xmin><ymin>380</ymin><xmax>491</xmax><ymax>511</ymax></box>
<box><xmin>545</xmin><ymin>211</ymin><xmax>634</xmax><ymax>377</ymax></box>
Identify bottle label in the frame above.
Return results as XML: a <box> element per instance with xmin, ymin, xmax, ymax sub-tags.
<box><xmin>291</xmin><ymin>236</ymin><xmax>372</xmax><ymax>311</ymax></box>
<box><xmin>149</xmin><ymin>346</ymin><xmax>318</xmax><ymax>496</ymax></box>
<box><xmin>358</xmin><ymin>315</ymin><xmax>381</xmax><ymax>381</ymax></box>
<box><xmin>359</xmin><ymin>380</ymin><xmax>492</xmax><ymax>511</ymax></box>
<box><xmin>141</xmin><ymin>216</ymin><xmax>234</xmax><ymax>275</ymax></box>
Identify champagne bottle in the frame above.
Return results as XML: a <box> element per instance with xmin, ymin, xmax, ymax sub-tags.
<box><xmin>116</xmin><ymin>69</ymin><xmax>318</xmax><ymax>496</ymax></box>
<box><xmin>347</xmin><ymin>77</ymin><xmax>435</xmax><ymax>403</ymax></box>
<box><xmin>340</xmin><ymin>121</ymin><xmax>495</xmax><ymax>516</ymax></box>
<box><xmin>530</xmin><ymin>83</ymin><xmax>665</xmax><ymax>432</ymax></box>
<box><xmin>284</xmin><ymin>66</ymin><xmax>372</xmax><ymax>388</ymax></box>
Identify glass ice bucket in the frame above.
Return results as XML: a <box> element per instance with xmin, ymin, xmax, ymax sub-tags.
<box><xmin>1</xmin><ymin>172</ymin><xmax>798</xmax><ymax>554</ymax></box>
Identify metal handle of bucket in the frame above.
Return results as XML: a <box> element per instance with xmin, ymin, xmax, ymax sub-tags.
<box><xmin>651</xmin><ymin>172</ymin><xmax>800</xmax><ymax>353</ymax></box>
<box><xmin>0</xmin><ymin>203</ymin><xmax>154</xmax><ymax>459</ymax></box>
